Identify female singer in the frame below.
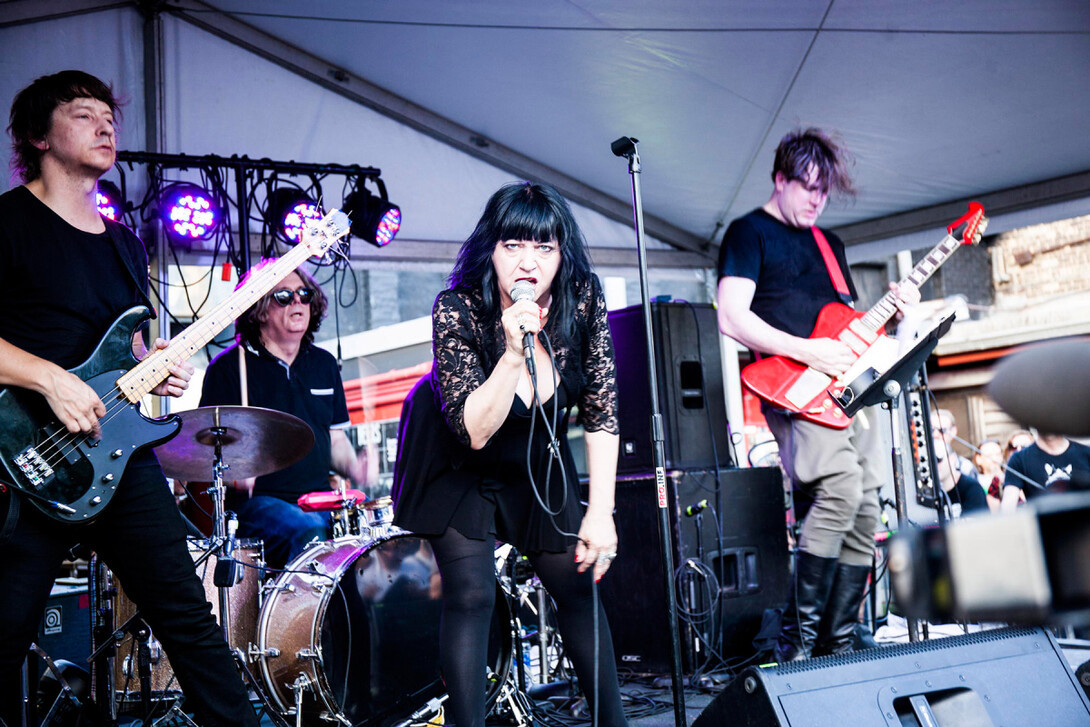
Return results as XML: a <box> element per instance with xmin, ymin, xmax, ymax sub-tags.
<box><xmin>393</xmin><ymin>181</ymin><xmax>628</xmax><ymax>727</ymax></box>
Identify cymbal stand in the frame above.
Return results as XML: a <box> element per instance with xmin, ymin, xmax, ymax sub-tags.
<box><xmin>203</xmin><ymin>422</ymin><xmax>241</xmax><ymax>644</ymax></box>
<box><xmin>202</xmin><ymin>422</ymin><xmax>292</xmax><ymax>727</ymax></box>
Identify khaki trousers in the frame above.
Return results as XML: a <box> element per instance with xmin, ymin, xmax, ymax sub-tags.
<box><xmin>765</xmin><ymin>406</ymin><xmax>886</xmax><ymax>566</ymax></box>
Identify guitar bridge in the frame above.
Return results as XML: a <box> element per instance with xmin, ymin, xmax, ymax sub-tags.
<box><xmin>14</xmin><ymin>447</ymin><xmax>54</xmax><ymax>489</ymax></box>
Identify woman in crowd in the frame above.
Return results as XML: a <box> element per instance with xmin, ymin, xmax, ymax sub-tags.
<box><xmin>393</xmin><ymin>181</ymin><xmax>628</xmax><ymax>727</ymax></box>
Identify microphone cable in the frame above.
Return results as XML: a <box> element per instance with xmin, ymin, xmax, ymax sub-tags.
<box><xmin>520</xmin><ymin>326</ymin><xmax>606</xmax><ymax>727</ymax></box>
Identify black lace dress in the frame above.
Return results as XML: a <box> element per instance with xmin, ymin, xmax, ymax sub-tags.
<box><xmin>392</xmin><ymin>275</ymin><xmax>618</xmax><ymax>553</ymax></box>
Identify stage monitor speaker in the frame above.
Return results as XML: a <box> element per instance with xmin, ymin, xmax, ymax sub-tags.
<box><xmin>692</xmin><ymin>627</ymin><xmax>1090</xmax><ymax>727</ymax></box>
<box><xmin>608</xmin><ymin>302</ymin><xmax>733</xmax><ymax>474</ymax></box>
<box><xmin>590</xmin><ymin>467</ymin><xmax>788</xmax><ymax>673</ymax></box>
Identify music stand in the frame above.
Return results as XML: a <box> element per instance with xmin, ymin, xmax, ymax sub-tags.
<box><xmin>833</xmin><ymin>312</ymin><xmax>955</xmax><ymax>642</ymax></box>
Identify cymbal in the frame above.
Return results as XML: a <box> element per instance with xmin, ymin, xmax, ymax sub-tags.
<box><xmin>156</xmin><ymin>405</ymin><xmax>315</xmax><ymax>481</ymax></box>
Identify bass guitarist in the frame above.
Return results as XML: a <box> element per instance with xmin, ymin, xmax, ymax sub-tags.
<box><xmin>717</xmin><ymin>128</ymin><xmax>918</xmax><ymax>662</ymax></box>
<box><xmin>0</xmin><ymin>70</ymin><xmax>256</xmax><ymax>726</ymax></box>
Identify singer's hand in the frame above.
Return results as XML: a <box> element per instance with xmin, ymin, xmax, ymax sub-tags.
<box><xmin>575</xmin><ymin>508</ymin><xmax>619</xmax><ymax>582</ymax></box>
<box><xmin>501</xmin><ymin>300</ymin><xmax>547</xmax><ymax>359</ymax></box>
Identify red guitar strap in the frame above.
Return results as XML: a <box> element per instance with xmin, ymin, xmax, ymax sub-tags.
<box><xmin>811</xmin><ymin>227</ymin><xmax>852</xmax><ymax>303</ymax></box>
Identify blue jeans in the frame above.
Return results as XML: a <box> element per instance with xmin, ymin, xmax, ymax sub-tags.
<box><xmin>234</xmin><ymin>495</ymin><xmax>329</xmax><ymax>569</ymax></box>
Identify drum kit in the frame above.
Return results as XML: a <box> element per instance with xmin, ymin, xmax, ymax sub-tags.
<box><xmin>87</xmin><ymin>405</ymin><xmax>534</xmax><ymax>727</ymax></box>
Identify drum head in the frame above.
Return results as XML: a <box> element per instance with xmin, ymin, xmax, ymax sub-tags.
<box><xmin>316</xmin><ymin>534</ymin><xmax>510</xmax><ymax>726</ymax></box>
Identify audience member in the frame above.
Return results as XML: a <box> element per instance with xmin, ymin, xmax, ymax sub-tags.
<box><xmin>1000</xmin><ymin>432</ymin><xmax>1090</xmax><ymax>511</ymax></box>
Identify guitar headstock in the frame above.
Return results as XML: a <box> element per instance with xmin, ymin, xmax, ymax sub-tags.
<box><xmin>300</xmin><ymin>209</ymin><xmax>351</xmax><ymax>258</ymax></box>
<box><xmin>947</xmin><ymin>201</ymin><xmax>988</xmax><ymax>246</ymax></box>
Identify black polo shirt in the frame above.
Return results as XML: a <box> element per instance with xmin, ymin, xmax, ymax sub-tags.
<box><xmin>199</xmin><ymin>341</ymin><xmax>350</xmax><ymax>503</ymax></box>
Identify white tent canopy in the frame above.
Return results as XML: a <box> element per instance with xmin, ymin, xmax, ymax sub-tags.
<box><xmin>4</xmin><ymin>0</ymin><xmax>1090</xmax><ymax>264</ymax></box>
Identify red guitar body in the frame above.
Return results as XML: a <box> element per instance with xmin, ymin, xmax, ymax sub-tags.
<box><xmin>741</xmin><ymin>302</ymin><xmax>877</xmax><ymax>429</ymax></box>
<box><xmin>739</xmin><ymin>202</ymin><xmax>987</xmax><ymax>430</ymax></box>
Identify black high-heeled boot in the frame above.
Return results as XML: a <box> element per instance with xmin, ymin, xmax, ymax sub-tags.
<box><xmin>773</xmin><ymin>551</ymin><xmax>838</xmax><ymax>663</ymax></box>
<box><xmin>814</xmin><ymin>562</ymin><xmax>872</xmax><ymax>657</ymax></box>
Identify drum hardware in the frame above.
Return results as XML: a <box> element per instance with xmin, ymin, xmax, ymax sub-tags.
<box><xmin>263</xmin><ymin>581</ymin><xmax>297</xmax><ymax>596</ymax></box>
<box><xmin>289</xmin><ymin>673</ymin><xmax>316</xmax><ymax>727</ymax></box>
<box><xmin>490</xmin><ymin>674</ymin><xmax>536</xmax><ymax>727</ymax></box>
<box><xmin>248</xmin><ymin>644</ymin><xmax>281</xmax><ymax>660</ymax></box>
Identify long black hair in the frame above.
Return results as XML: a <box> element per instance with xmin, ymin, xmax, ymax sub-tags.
<box><xmin>448</xmin><ymin>181</ymin><xmax>593</xmax><ymax>344</ymax></box>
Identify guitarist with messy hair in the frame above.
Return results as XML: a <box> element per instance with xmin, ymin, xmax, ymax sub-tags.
<box><xmin>717</xmin><ymin>128</ymin><xmax>919</xmax><ymax>663</ymax></box>
<box><xmin>0</xmin><ymin>70</ymin><xmax>256</xmax><ymax>726</ymax></box>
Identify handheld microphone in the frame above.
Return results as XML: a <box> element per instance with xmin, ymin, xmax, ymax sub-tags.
<box><xmin>684</xmin><ymin>499</ymin><xmax>708</xmax><ymax>517</ymax></box>
<box><xmin>509</xmin><ymin>280</ymin><xmax>537</xmax><ymax>372</ymax></box>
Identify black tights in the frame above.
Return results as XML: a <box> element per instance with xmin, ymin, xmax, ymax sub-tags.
<box><xmin>430</xmin><ymin>527</ymin><xmax>627</xmax><ymax>727</ymax></box>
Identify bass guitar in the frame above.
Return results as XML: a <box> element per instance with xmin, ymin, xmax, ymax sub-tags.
<box><xmin>0</xmin><ymin>209</ymin><xmax>350</xmax><ymax>523</ymax></box>
<box><xmin>741</xmin><ymin>202</ymin><xmax>987</xmax><ymax>429</ymax></box>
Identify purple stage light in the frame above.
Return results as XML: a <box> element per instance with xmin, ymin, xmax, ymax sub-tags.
<box><xmin>281</xmin><ymin>200</ymin><xmax>323</xmax><ymax>243</ymax></box>
<box><xmin>96</xmin><ymin>180</ymin><xmax>124</xmax><ymax>221</ymax></box>
<box><xmin>161</xmin><ymin>184</ymin><xmax>219</xmax><ymax>240</ymax></box>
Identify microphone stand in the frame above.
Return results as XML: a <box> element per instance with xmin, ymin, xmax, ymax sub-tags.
<box><xmin>611</xmin><ymin>136</ymin><xmax>686</xmax><ymax>727</ymax></box>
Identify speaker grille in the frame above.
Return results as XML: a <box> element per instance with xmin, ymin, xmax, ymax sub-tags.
<box><xmin>771</xmin><ymin>625</ymin><xmax>1044</xmax><ymax>674</ymax></box>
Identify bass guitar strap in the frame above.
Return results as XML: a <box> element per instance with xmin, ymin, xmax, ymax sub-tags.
<box><xmin>103</xmin><ymin>219</ymin><xmax>157</xmax><ymax>315</ymax></box>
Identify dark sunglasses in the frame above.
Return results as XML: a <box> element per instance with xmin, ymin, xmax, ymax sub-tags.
<box><xmin>272</xmin><ymin>287</ymin><xmax>315</xmax><ymax>306</ymax></box>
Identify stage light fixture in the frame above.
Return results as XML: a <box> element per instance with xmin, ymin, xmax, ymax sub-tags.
<box><xmin>96</xmin><ymin>180</ymin><xmax>125</xmax><ymax>221</ymax></box>
<box><xmin>267</xmin><ymin>188</ymin><xmax>323</xmax><ymax>244</ymax></box>
<box><xmin>160</xmin><ymin>183</ymin><xmax>220</xmax><ymax>240</ymax></box>
<box><xmin>342</xmin><ymin>184</ymin><xmax>400</xmax><ymax>247</ymax></box>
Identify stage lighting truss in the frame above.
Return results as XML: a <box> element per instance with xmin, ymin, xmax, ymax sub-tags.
<box><xmin>342</xmin><ymin>178</ymin><xmax>401</xmax><ymax>247</ymax></box>
<box><xmin>160</xmin><ymin>182</ymin><xmax>222</xmax><ymax>241</ymax></box>
<box><xmin>267</xmin><ymin>186</ymin><xmax>325</xmax><ymax>245</ymax></box>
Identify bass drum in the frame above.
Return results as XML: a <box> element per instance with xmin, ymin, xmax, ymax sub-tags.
<box><xmin>255</xmin><ymin>529</ymin><xmax>511</xmax><ymax>726</ymax></box>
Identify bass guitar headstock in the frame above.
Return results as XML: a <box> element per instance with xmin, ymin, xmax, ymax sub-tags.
<box><xmin>300</xmin><ymin>208</ymin><xmax>351</xmax><ymax>259</ymax></box>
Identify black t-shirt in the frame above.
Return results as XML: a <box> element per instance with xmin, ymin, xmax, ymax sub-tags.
<box><xmin>1004</xmin><ymin>441</ymin><xmax>1090</xmax><ymax>500</ymax></box>
<box><xmin>717</xmin><ymin>208</ymin><xmax>857</xmax><ymax>351</ymax></box>
<box><xmin>199</xmin><ymin>341</ymin><xmax>351</xmax><ymax>503</ymax></box>
<box><xmin>0</xmin><ymin>186</ymin><xmax>147</xmax><ymax>368</ymax></box>
<box><xmin>950</xmin><ymin>469</ymin><xmax>989</xmax><ymax>514</ymax></box>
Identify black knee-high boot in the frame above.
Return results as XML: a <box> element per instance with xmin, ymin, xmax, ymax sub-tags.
<box><xmin>773</xmin><ymin>551</ymin><xmax>838</xmax><ymax>663</ymax></box>
<box><xmin>814</xmin><ymin>562</ymin><xmax>871</xmax><ymax>657</ymax></box>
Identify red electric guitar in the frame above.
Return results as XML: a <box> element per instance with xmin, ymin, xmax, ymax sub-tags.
<box><xmin>741</xmin><ymin>202</ymin><xmax>988</xmax><ymax>429</ymax></box>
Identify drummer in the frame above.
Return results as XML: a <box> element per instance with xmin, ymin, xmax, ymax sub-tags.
<box><xmin>199</xmin><ymin>262</ymin><xmax>374</xmax><ymax>568</ymax></box>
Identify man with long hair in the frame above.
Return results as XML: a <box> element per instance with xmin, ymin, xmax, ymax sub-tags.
<box><xmin>718</xmin><ymin>129</ymin><xmax>918</xmax><ymax>661</ymax></box>
<box><xmin>199</xmin><ymin>262</ymin><xmax>372</xmax><ymax>568</ymax></box>
<box><xmin>0</xmin><ymin>70</ymin><xmax>257</xmax><ymax>726</ymax></box>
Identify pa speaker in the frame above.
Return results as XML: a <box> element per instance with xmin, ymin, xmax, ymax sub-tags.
<box><xmin>591</xmin><ymin>467</ymin><xmax>788</xmax><ymax>673</ymax></box>
<box><xmin>608</xmin><ymin>302</ymin><xmax>733</xmax><ymax>474</ymax></box>
<box><xmin>692</xmin><ymin>627</ymin><xmax>1090</xmax><ymax>727</ymax></box>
